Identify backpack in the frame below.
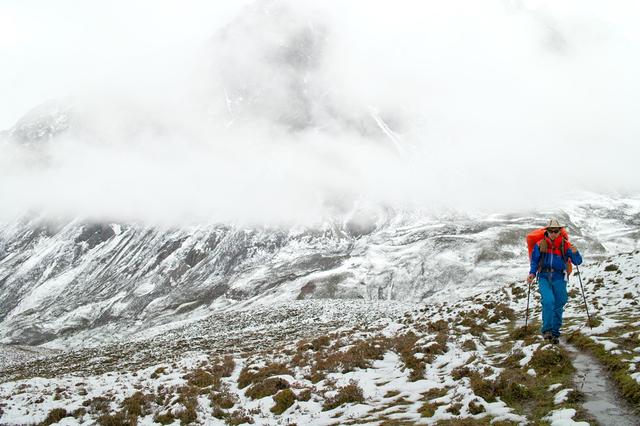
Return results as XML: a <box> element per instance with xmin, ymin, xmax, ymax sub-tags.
<box><xmin>526</xmin><ymin>227</ymin><xmax>573</xmax><ymax>275</ymax></box>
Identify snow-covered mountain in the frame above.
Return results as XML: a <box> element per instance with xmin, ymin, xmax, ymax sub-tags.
<box><xmin>1</xmin><ymin>194</ymin><xmax>638</xmax><ymax>349</ymax></box>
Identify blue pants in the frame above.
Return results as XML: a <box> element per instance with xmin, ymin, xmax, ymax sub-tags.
<box><xmin>538</xmin><ymin>276</ymin><xmax>568</xmax><ymax>337</ymax></box>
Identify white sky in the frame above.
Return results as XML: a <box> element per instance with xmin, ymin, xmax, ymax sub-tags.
<box><xmin>0</xmin><ymin>0</ymin><xmax>252</xmax><ymax>129</ymax></box>
<box><xmin>1</xmin><ymin>0</ymin><xmax>640</xmax><ymax>225</ymax></box>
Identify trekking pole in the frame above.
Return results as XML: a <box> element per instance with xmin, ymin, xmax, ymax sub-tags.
<box><xmin>525</xmin><ymin>275</ymin><xmax>533</xmax><ymax>330</ymax></box>
<box><xmin>575</xmin><ymin>265</ymin><xmax>592</xmax><ymax>329</ymax></box>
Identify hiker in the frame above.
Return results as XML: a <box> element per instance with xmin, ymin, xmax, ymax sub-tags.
<box><xmin>527</xmin><ymin>219</ymin><xmax>582</xmax><ymax>344</ymax></box>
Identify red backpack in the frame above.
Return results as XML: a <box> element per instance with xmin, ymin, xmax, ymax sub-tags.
<box><xmin>526</xmin><ymin>227</ymin><xmax>573</xmax><ymax>274</ymax></box>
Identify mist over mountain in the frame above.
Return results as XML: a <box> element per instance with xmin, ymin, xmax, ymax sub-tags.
<box><xmin>2</xmin><ymin>0</ymin><xmax>640</xmax><ymax>226</ymax></box>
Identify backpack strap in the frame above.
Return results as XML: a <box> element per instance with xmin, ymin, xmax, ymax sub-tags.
<box><xmin>537</xmin><ymin>238</ymin><xmax>548</xmax><ymax>272</ymax></box>
<box><xmin>561</xmin><ymin>238</ymin><xmax>574</xmax><ymax>279</ymax></box>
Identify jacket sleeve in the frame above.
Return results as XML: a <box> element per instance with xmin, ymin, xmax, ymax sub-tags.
<box><xmin>568</xmin><ymin>247</ymin><xmax>583</xmax><ymax>266</ymax></box>
<box><xmin>529</xmin><ymin>244</ymin><xmax>541</xmax><ymax>275</ymax></box>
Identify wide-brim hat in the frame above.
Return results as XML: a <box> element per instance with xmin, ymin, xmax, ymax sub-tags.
<box><xmin>546</xmin><ymin>218</ymin><xmax>564</xmax><ymax>229</ymax></box>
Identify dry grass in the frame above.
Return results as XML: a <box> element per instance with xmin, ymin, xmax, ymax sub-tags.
<box><xmin>461</xmin><ymin>339</ymin><xmax>477</xmax><ymax>351</ymax></box>
<box><xmin>311</xmin><ymin>339</ymin><xmax>387</xmax><ymax>378</ymax></box>
<box><xmin>245</xmin><ymin>377</ymin><xmax>290</xmax><ymax>399</ymax></box>
<box><xmin>211</xmin><ymin>355</ymin><xmax>236</xmax><ymax>378</ymax></box>
<box><xmin>529</xmin><ymin>345</ymin><xmax>573</xmax><ymax>377</ymax></box>
<box><xmin>226</xmin><ymin>408</ymin><xmax>255</xmax><ymax>425</ymax></box>
<box><xmin>323</xmin><ymin>380</ymin><xmax>365</xmax><ymax>411</ymax></box>
<box><xmin>38</xmin><ymin>408</ymin><xmax>68</xmax><ymax>426</ymax></box>
<box><xmin>121</xmin><ymin>391</ymin><xmax>153</xmax><ymax>418</ymax></box>
<box><xmin>468</xmin><ymin>399</ymin><xmax>485</xmax><ymax>414</ymax></box>
<box><xmin>96</xmin><ymin>413</ymin><xmax>129</xmax><ymax>426</ymax></box>
<box><xmin>150</xmin><ymin>366</ymin><xmax>166</xmax><ymax>379</ymax></box>
<box><xmin>210</xmin><ymin>384</ymin><xmax>238</xmax><ymax>409</ymax></box>
<box><xmin>419</xmin><ymin>401</ymin><xmax>440</xmax><ymax>417</ymax></box>
<box><xmin>271</xmin><ymin>388</ymin><xmax>296</xmax><ymax>414</ymax></box>
<box><xmin>184</xmin><ymin>368</ymin><xmax>219</xmax><ymax>389</ymax></box>
<box><xmin>238</xmin><ymin>363</ymin><xmax>292</xmax><ymax>389</ymax></box>
<box><xmin>421</xmin><ymin>387</ymin><xmax>448</xmax><ymax>400</ymax></box>
<box><xmin>451</xmin><ymin>365</ymin><xmax>473</xmax><ymax>381</ymax></box>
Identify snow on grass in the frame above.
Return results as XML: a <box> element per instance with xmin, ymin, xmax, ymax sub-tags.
<box><xmin>581</xmin><ymin>317</ymin><xmax>622</xmax><ymax>336</ymax></box>
<box><xmin>544</xmin><ymin>408</ymin><xmax>591</xmax><ymax>426</ymax></box>
<box><xmin>553</xmin><ymin>388</ymin><xmax>573</xmax><ymax>404</ymax></box>
<box><xmin>2</xmin><ymin>248</ymin><xmax>639</xmax><ymax>425</ymax></box>
<box><xmin>519</xmin><ymin>342</ymin><xmax>540</xmax><ymax>367</ymax></box>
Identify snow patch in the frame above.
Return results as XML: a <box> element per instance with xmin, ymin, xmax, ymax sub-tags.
<box><xmin>544</xmin><ymin>408</ymin><xmax>590</xmax><ymax>426</ymax></box>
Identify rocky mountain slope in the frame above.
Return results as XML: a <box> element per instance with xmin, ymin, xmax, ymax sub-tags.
<box><xmin>2</xmin><ymin>194</ymin><xmax>638</xmax><ymax>349</ymax></box>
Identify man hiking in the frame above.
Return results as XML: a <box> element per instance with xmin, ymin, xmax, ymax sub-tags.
<box><xmin>527</xmin><ymin>218</ymin><xmax>582</xmax><ymax>344</ymax></box>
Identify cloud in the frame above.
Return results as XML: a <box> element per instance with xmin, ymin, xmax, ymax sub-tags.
<box><xmin>1</xmin><ymin>0</ymin><xmax>639</xmax><ymax>225</ymax></box>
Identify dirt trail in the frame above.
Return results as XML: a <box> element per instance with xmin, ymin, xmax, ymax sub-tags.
<box><xmin>563</xmin><ymin>342</ymin><xmax>639</xmax><ymax>426</ymax></box>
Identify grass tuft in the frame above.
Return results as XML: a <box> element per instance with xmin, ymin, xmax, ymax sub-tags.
<box><xmin>323</xmin><ymin>380</ymin><xmax>365</xmax><ymax>411</ymax></box>
<box><xmin>245</xmin><ymin>377</ymin><xmax>290</xmax><ymax>400</ymax></box>
<box><xmin>271</xmin><ymin>388</ymin><xmax>296</xmax><ymax>414</ymax></box>
<box><xmin>238</xmin><ymin>363</ymin><xmax>292</xmax><ymax>389</ymax></box>
<box><xmin>38</xmin><ymin>408</ymin><xmax>68</xmax><ymax>426</ymax></box>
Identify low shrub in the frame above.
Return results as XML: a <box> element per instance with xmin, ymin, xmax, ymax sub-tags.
<box><xmin>297</xmin><ymin>388</ymin><xmax>312</xmax><ymax>401</ymax></box>
<box><xmin>96</xmin><ymin>413</ymin><xmax>127</xmax><ymax>426</ymax></box>
<box><xmin>238</xmin><ymin>363</ymin><xmax>292</xmax><ymax>389</ymax></box>
<box><xmin>82</xmin><ymin>396</ymin><xmax>111</xmax><ymax>415</ymax></box>
<box><xmin>245</xmin><ymin>377</ymin><xmax>290</xmax><ymax>399</ymax></box>
<box><xmin>502</xmin><ymin>350</ymin><xmax>525</xmax><ymax>368</ymax></box>
<box><xmin>72</xmin><ymin>407</ymin><xmax>86</xmax><ymax>418</ymax></box>
<box><xmin>226</xmin><ymin>409</ymin><xmax>254</xmax><ymax>425</ymax></box>
<box><xmin>310</xmin><ymin>335</ymin><xmax>332</xmax><ymax>350</ymax></box>
<box><xmin>153</xmin><ymin>412</ymin><xmax>175</xmax><ymax>425</ymax></box>
<box><xmin>184</xmin><ymin>368</ymin><xmax>219</xmax><ymax>388</ymax></box>
<box><xmin>510</xmin><ymin>325</ymin><xmax>536</xmax><ymax>340</ymax></box>
<box><xmin>314</xmin><ymin>340</ymin><xmax>387</xmax><ymax>375</ymax></box>
<box><xmin>447</xmin><ymin>402</ymin><xmax>463</xmax><ymax>415</ymax></box>
<box><xmin>211</xmin><ymin>385</ymin><xmax>238</xmax><ymax>409</ymax></box>
<box><xmin>271</xmin><ymin>388</ymin><xmax>296</xmax><ymax>414</ymax></box>
<box><xmin>121</xmin><ymin>391</ymin><xmax>151</xmax><ymax>418</ymax></box>
<box><xmin>488</xmin><ymin>303</ymin><xmax>516</xmax><ymax>323</ymax></box>
<box><xmin>530</xmin><ymin>346</ymin><xmax>572</xmax><ymax>376</ymax></box>
<box><xmin>461</xmin><ymin>339</ymin><xmax>477</xmax><ymax>351</ymax></box>
<box><xmin>468</xmin><ymin>399</ymin><xmax>485</xmax><ymax>414</ymax></box>
<box><xmin>39</xmin><ymin>408</ymin><xmax>68</xmax><ymax>426</ymax></box>
<box><xmin>392</xmin><ymin>332</ymin><xmax>428</xmax><ymax>381</ymax></box>
<box><xmin>419</xmin><ymin>401</ymin><xmax>439</xmax><ymax>417</ymax></box>
<box><xmin>150</xmin><ymin>366</ymin><xmax>166</xmax><ymax>379</ymax></box>
<box><xmin>175</xmin><ymin>405</ymin><xmax>198</xmax><ymax>424</ymax></box>
<box><xmin>211</xmin><ymin>355</ymin><xmax>236</xmax><ymax>377</ymax></box>
<box><xmin>427</xmin><ymin>320</ymin><xmax>449</xmax><ymax>333</ymax></box>
<box><xmin>470</xmin><ymin>368</ymin><xmax>533</xmax><ymax>404</ymax></box>
<box><xmin>421</xmin><ymin>387</ymin><xmax>448</xmax><ymax>400</ymax></box>
<box><xmin>452</xmin><ymin>365</ymin><xmax>473</xmax><ymax>380</ymax></box>
<box><xmin>459</xmin><ymin>317</ymin><xmax>487</xmax><ymax>336</ymax></box>
<box><xmin>322</xmin><ymin>380</ymin><xmax>364</xmax><ymax>410</ymax></box>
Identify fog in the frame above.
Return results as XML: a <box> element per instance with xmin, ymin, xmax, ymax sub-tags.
<box><xmin>1</xmin><ymin>0</ymin><xmax>640</xmax><ymax>226</ymax></box>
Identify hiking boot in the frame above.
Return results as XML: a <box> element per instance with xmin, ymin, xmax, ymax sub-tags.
<box><xmin>542</xmin><ymin>331</ymin><xmax>553</xmax><ymax>342</ymax></box>
<box><xmin>552</xmin><ymin>336</ymin><xmax>560</xmax><ymax>345</ymax></box>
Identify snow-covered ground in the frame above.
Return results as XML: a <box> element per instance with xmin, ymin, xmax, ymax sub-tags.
<box><xmin>1</xmin><ymin>248</ymin><xmax>638</xmax><ymax>425</ymax></box>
